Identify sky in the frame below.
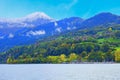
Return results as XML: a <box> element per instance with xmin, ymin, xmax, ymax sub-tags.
<box><xmin>0</xmin><ymin>0</ymin><xmax>120</xmax><ymax>19</ymax></box>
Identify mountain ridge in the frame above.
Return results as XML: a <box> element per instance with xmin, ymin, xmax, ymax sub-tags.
<box><xmin>80</xmin><ymin>12</ymin><xmax>120</xmax><ymax>28</ymax></box>
<box><xmin>0</xmin><ymin>12</ymin><xmax>120</xmax><ymax>52</ymax></box>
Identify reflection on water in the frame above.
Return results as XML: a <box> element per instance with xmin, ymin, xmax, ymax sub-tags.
<box><xmin>0</xmin><ymin>64</ymin><xmax>120</xmax><ymax>80</ymax></box>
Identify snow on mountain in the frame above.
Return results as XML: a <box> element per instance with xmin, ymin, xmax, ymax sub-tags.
<box><xmin>67</xmin><ymin>27</ymin><xmax>71</xmax><ymax>30</ymax></box>
<box><xmin>55</xmin><ymin>27</ymin><xmax>62</xmax><ymax>32</ymax></box>
<box><xmin>0</xmin><ymin>12</ymin><xmax>53</xmax><ymax>28</ymax></box>
<box><xmin>54</xmin><ymin>22</ymin><xmax>58</xmax><ymax>27</ymax></box>
<box><xmin>26</xmin><ymin>30</ymin><xmax>46</xmax><ymax>36</ymax></box>
<box><xmin>1</xmin><ymin>12</ymin><xmax>120</xmax><ymax>53</ymax></box>
<box><xmin>8</xmin><ymin>33</ymin><xmax>14</xmax><ymax>38</ymax></box>
<box><xmin>0</xmin><ymin>13</ymin><xmax>84</xmax><ymax>52</ymax></box>
<box><xmin>22</xmin><ymin>12</ymin><xmax>52</xmax><ymax>21</ymax></box>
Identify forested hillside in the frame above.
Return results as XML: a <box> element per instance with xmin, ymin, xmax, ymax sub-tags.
<box><xmin>0</xmin><ymin>24</ymin><xmax>120</xmax><ymax>64</ymax></box>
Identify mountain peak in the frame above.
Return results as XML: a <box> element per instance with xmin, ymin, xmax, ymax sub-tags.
<box><xmin>24</xmin><ymin>12</ymin><xmax>52</xmax><ymax>20</ymax></box>
<box><xmin>98</xmin><ymin>12</ymin><xmax>113</xmax><ymax>15</ymax></box>
<box><xmin>0</xmin><ymin>12</ymin><xmax>53</xmax><ymax>23</ymax></box>
<box><xmin>94</xmin><ymin>12</ymin><xmax>119</xmax><ymax>18</ymax></box>
<box><xmin>0</xmin><ymin>12</ymin><xmax>54</xmax><ymax>28</ymax></box>
<box><xmin>81</xmin><ymin>12</ymin><xmax>120</xmax><ymax>28</ymax></box>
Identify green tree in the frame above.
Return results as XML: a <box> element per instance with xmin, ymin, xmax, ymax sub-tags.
<box><xmin>7</xmin><ymin>56</ymin><xmax>14</xmax><ymax>64</ymax></box>
<box><xmin>115</xmin><ymin>31</ymin><xmax>120</xmax><ymax>38</ymax></box>
<box><xmin>101</xmin><ymin>43</ymin><xmax>110</xmax><ymax>52</ymax></box>
<box><xmin>88</xmin><ymin>51</ymin><xmax>105</xmax><ymax>62</ymax></box>
<box><xmin>81</xmin><ymin>51</ymin><xmax>87</xmax><ymax>58</ymax></box>
<box><xmin>105</xmin><ymin>50</ymin><xmax>114</xmax><ymax>62</ymax></box>
<box><xmin>108</xmin><ymin>27</ymin><xmax>112</xmax><ymax>32</ymax></box>
<box><xmin>59</xmin><ymin>54</ymin><xmax>66</xmax><ymax>63</ymax></box>
<box><xmin>69</xmin><ymin>53</ymin><xmax>77</xmax><ymax>62</ymax></box>
<box><xmin>47</xmin><ymin>56</ymin><xmax>59</xmax><ymax>63</ymax></box>
<box><xmin>115</xmin><ymin>49</ymin><xmax>120</xmax><ymax>62</ymax></box>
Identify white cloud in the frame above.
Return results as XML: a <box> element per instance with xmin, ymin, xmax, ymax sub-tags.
<box><xmin>27</xmin><ymin>30</ymin><xmax>46</xmax><ymax>36</ymax></box>
<box><xmin>0</xmin><ymin>36</ymin><xmax>4</xmax><ymax>39</ymax></box>
<box><xmin>56</xmin><ymin>27</ymin><xmax>61</xmax><ymax>32</ymax></box>
<box><xmin>8</xmin><ymin>33</ymin><xmax>14</xmax><ymax>38</ymax></box>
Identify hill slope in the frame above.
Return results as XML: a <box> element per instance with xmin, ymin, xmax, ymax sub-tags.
<box><xmin>0</xmin><ymin>12</ymin><xmax>120</xmax><ymax>53</ymax></box>
<box><xmin>0</xmin><ymin>14</ymin><xmax>83</xmax><ymax>52</ymax></box>
<box><xmin>1</xmin><ymin>24</ymin><xmax>120</xmax><ymax>63</ymax></box>
<box><xmin>81</xmin><ymin>12</ymin><xmax>120</xmax><ymax>28</ymax></box>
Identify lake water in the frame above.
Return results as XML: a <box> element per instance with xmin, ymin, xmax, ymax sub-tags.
<box><xmin>0</xmin><ymin>64</ymin><xmax>120</xmax><ymax>80</ymax></box>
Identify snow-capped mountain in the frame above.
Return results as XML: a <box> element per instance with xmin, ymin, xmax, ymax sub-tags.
<box><xmin>0</xmin><ymin>12</ymin><xmax>53</xmax><ymax>28</ymax></box>
<box><xmin>24</xmin><ymin>17</ymin><xmax>83</xmax><ymax>36</ymax></box>
<box><xmin>21</xmin><ymin>12</ymin><xmax>52</xmax><ymax>21</ymax></box>
<box><xmin>0</xmin><ymin>12</ymin><xmax>83</xmax><ymax>52</ymax></box>
<box><xmin>0</xmin><ymin>12</ymin><xmax>53</xmax><ymax>40</ymax></box>
<box><xmin>1</xmin><ymin>12</ymin><xmax>120</xmax><ymax>52</ymax></box>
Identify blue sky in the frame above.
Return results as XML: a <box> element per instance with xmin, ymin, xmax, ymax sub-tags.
<box><xmin>0</xmin><ymin>0</ymin><xmax>120</xmax><ymax>19</ymax></box>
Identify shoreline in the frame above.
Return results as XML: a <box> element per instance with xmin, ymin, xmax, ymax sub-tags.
<box><xmin>0</xmin><ymin>62</ymin><xmax>119</xmax><ymax>64</ymax></box>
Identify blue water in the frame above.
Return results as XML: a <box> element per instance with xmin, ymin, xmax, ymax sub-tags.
<box><xmin>0</xmin><ymin>64</ymin><xmax>120</xmax><ymax>80</ymax></box>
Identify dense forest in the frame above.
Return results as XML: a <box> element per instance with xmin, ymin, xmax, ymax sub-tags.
<box><xmin>0</xmin><ymin>24</ymin><xmax>120</xmax><ymax>64</ymax></box>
